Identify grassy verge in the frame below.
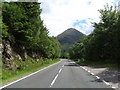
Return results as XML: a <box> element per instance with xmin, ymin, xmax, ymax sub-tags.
<box><xmin>2</xmin><ymin>58</ymin><xmax>60</xmax><ymax>85</ymax></box>
<box><xmin>74</xmin><ymin>59</ymin><xmax>118</xmax><ymax>68</ymax></box>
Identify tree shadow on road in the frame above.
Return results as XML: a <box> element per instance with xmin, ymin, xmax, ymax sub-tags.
<box><xmin>96</xmin><ymin>68</ymin><xmax>119</xmax><ymax>84</ymax></box>
<box><xmin>90</xmin><ymin>78</ymin><xmax>103</xmax><ymax>83</ymax></box>
<box><xmin>64</xmin><ymin>62</ymin><xmax>80</xmax><ymax>67</ymax></box>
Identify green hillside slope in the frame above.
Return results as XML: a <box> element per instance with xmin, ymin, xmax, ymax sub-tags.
<box><xmin>57</xmin><ymin>28</ymin><xmax>85</xmax><ymax>53</ymax></box>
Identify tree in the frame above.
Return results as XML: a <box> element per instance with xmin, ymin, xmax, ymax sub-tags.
<box><xmin>2</xmin><ymin>2</ymin><xmax>61</xmax><ymax>60</ymax></box>
<box><xmin>69</xmin><ymin>4</ymin><xmax>119</xmax><ymax>63</ymax></box>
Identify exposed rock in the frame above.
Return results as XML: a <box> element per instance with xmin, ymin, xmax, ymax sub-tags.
<box><xmin>2</xmin><ymin>41</ymin><xmax>22</xmax><ymax>61</ymax></box>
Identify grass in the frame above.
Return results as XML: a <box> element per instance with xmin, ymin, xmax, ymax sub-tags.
<box><xmin>2</xmin><ymin>58</ymin><xmax>60</xmax><ymax>86</ymax></box>
<box><xmin>74</xmin><ymin>59</ymin><xmax>118</xmax><ymax>68</ymax></box>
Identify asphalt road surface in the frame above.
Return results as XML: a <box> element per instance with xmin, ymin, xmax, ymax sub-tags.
<box><xmin>4</xmin><ymin>59</ymin><xmax>114</xmax><ymax>88</ymax></box>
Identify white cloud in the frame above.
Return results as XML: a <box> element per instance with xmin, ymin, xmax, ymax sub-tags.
<box><xmin>39</xmin><ymin>0</ymin><xmax>119</xmax><ymax>36</ymax></box>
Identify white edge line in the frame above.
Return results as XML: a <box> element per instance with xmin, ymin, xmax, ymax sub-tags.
<box><xmin>112</xmin><ymin>86</ymin><xmax>116</xmax><ymax>89</ymax></box>
<box><xmin>95</xmin><ymin>76</ymin><xmax>100</xmax><ymax>79</ymax></box>
<box><xmin>79</xmin><ymin>66</ymin><xmax>117</xmax><ymax>89</ymax></box>
<box><xmin>87</xmin><ymin>70</ymin><xmax>90</xmax><ymax>73</ymax></box>
<box><xmin>102</xmin><ymin>80</ymin><xmax>110</xmax><ymax>86</ymax></box>
<box><xmin>91</xmin><ymin>73</ymin><xmax>95</xmax><ymax>76</ymax></box>
<box><xmin>1</xmin><ymin>60</ymin><xmax>61</xmax><ymax>89</ymax></box>
<box><xmin>50</xmin><ymin>74</ymin><xmax>59</xmax><ymax>87</ymax></box>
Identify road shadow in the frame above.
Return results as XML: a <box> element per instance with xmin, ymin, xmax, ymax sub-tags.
<box><xmin>79</xmin><ymin>63</ymin><xmax>106</xmax><ymax>68</ymax></box>
<box><xmin>90</xmin><ymin>78</ymin><xmax>103</xmax><ymax>83</ymax></box>
<box><xmin>64</xmin><ymin>62</ymin><xmax>79</xmax><ymax>67</ymax></box>
<box><xmin>96</xmin><ymin>68</ymin><xmax>119</xmax><ymax>84</ymax></box>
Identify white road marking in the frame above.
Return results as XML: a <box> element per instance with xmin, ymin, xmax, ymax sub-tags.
<box><xmin>50</xmin><ymin>74</ymin><xmax>59</xmax><ymax>87</ymax></box>
<box><xmin>87</xmin><ymin>70</ymin><xmax>90</xmax><ymax>73</ymax></box>
<box><xmin>50</xmin><ymin>62</ymin><xmax>65</xmax><ymax>87</ymax></box>
<box><xmin>80</xmin><ymin>66</ymin><xmax>83</xmax><ymax>68</ymax></box>
<box><xmin>90</xmin><ymin>73</ymin><xmax>95</xmax><ymax>76</ymax></box>
<box><xmin>102</xmin><ymin>80</ymin><xmax>110</xmax><ymax>86</ymax></box>
<box><xmin>112</xmin><ymin>86</ymin><xmax>116</xmax><ymax>89</ymax></box>
<box><xmin>0</xmin><ymin>60</ymin><xmax>61</xmax><ymax>89</ymax></box>
<box><xmin>80</xmin><ymin>66</ymin><xmax>117</xmax><ymax>89</ymax></box>
<box><xmin>58</xmin><ymin>68</ymin><xmax>62</xmax><ymax>73</ymax></box>
<box><xmin>95</xmin><ymin>76</ymin><xmax>100</xmax><ymax>79</ymax></box>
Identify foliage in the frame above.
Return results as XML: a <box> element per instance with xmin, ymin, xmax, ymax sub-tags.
<box><xmin>2</xmin><ymin>2</ymin><xmax>61</xmax><ymax>84</ymax></box>
<box><xmin>2</xmin><ymin>2</ymin><xmax>61</xmax><ymax>60</ymax></box>
<box><xmin>69</xmin><ymin>4</ymin><xmax>119</xmax><ymax>64</ymax></box>
<box><xmin>61</xmin><ymin>52</ymin><xmax>70</xmax><ymax>59</ymax></box>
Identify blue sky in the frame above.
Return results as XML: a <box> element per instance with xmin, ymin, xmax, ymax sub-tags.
<box><xmin>73</xmin><ymin>20</ymin><xmax>87</xmax><ymax>27</ymax></box>
<box><xmin>72</xmin><ymin>20</ymin><xmax>88</xmax><ymax>32</ymax></box>
<box><xmin>87</xmin><ymin>1</ymin><xmax>92</xmax><ymax>5</ymax></box>
<box><xmin>72</xmin><ymin>18</ymin><xmax>94</xmax><ymax>34</ymax></box>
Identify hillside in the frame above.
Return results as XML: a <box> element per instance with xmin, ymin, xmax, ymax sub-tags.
<box><xmin>57</xmin><ymin>28</ymin><xmax>85</xmax><ymax>53</ymax></box>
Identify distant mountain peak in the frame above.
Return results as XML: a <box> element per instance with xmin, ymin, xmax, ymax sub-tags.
<box><xmin>67</xmin><ymin>28</ymin><xmax>75</xmax><ymax>30</ymax></box>
<box><xmin>57</xmin><ymin>28</ymin><xmax>85</xmax><ymax>53</ymax></box>
<box><xmin>66</xmin><ymin>28</ymin><xmax>78</xmax><ymax>31</ymax></box>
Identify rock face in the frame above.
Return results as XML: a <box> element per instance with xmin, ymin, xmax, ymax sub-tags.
<box><xmin>1</xmin><ymin>41</ymin><xmax>22</xmax><ymax>69</ymax></box>
<box><xmin>57</xmin><ymin>28</ymin><xmax>85</xmax><ymax>53</ymax></box>
<box><xmin>2</xmin><ymin>41</ymin><xmax>22</xmax><ymax>62</ymax></box>
<box><xmin>1</xmin><ymin>40</ymin><xmax>42</xmax><ymax>70</ymax></box>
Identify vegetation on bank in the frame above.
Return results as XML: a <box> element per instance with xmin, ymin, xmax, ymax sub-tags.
<box><xmin>2</xmin><ymin>2</ymin><xmax>61</xmax><ymax>60</ymax></box>
<box><xmin>2</xmin><ymin>58</ymin><xmax>60</xmax><ymax>85</ymax></box>
<box><xmin>1</xmin><ymin>2</ymin><xmax>61</xmax><ymax>84</ymax></box>
<box><xmin>69</xmin><ymin>4</ymin><xmax>120</xmax><ymax>67</ymax></box>
<box><xmin>74</xmin><ymin>59</ymin><xmax>118</xmax><ymax>68</ymax></box>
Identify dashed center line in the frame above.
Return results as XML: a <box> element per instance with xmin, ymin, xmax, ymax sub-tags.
<box><xmin>50</xmin><ymin>74</ymin><xmax>59</xmax><ymax>87</ymax></box>
<box><xmin>58</xmin><ymin>68</ymin><xmax>62</xmax><ymax>73</ymax></box>
<box><xmin>50</xmin><ymin>62</ymin><xmax>65</xmax><ymax>88</ymax></box>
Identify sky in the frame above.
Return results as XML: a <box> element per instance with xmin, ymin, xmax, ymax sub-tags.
<box><xmin>39</xmin><ymin>0</ymin><xmax>120</xmax><ymax>36</ymax></box>
<box><xmin>6</xmin><ymin>0</ymin><xmax>120</xmax><ymax>36</ymax></box>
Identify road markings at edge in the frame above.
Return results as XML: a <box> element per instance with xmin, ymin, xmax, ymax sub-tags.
<box><xmin>80</xmin><ymin>66</ymin><xmax>117</xmax><ymax>89</ymax></box>
<box><xmin>0</xmin><ymin>60</ymin><xmax>62</xmax><ymax>89</ymax></box>
<box><xmin>50</xmin><ymin>62</ymin><xmax>65</xmax><ymax>88</ymax></box>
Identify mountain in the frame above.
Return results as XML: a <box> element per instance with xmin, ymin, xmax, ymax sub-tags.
<box><xmin>57</xmin><ymin>28</ymin><xmax>85</xmax><ymax>53</ymax></box>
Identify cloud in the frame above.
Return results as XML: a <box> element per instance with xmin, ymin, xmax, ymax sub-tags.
<box><xmin>39</xmin><ymin>0</ymin><xmax>119</xmax><ymax>36</ymax></box>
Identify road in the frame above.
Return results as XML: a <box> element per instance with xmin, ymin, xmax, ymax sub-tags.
<box><xmin>4</xmin><ymin>59</ymin><xmax>114</xmax><ymax>89</ymax></box>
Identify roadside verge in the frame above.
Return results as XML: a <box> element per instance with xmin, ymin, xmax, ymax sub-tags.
<box><xmin>1</xmin><ymin>59</ymin><xmax>61</xmax><ymax>89</ymax></box>
<box><xmin>80</xmin><ymin>65</ymin><xmax>118</xmax><ymax>89</ymax></box>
